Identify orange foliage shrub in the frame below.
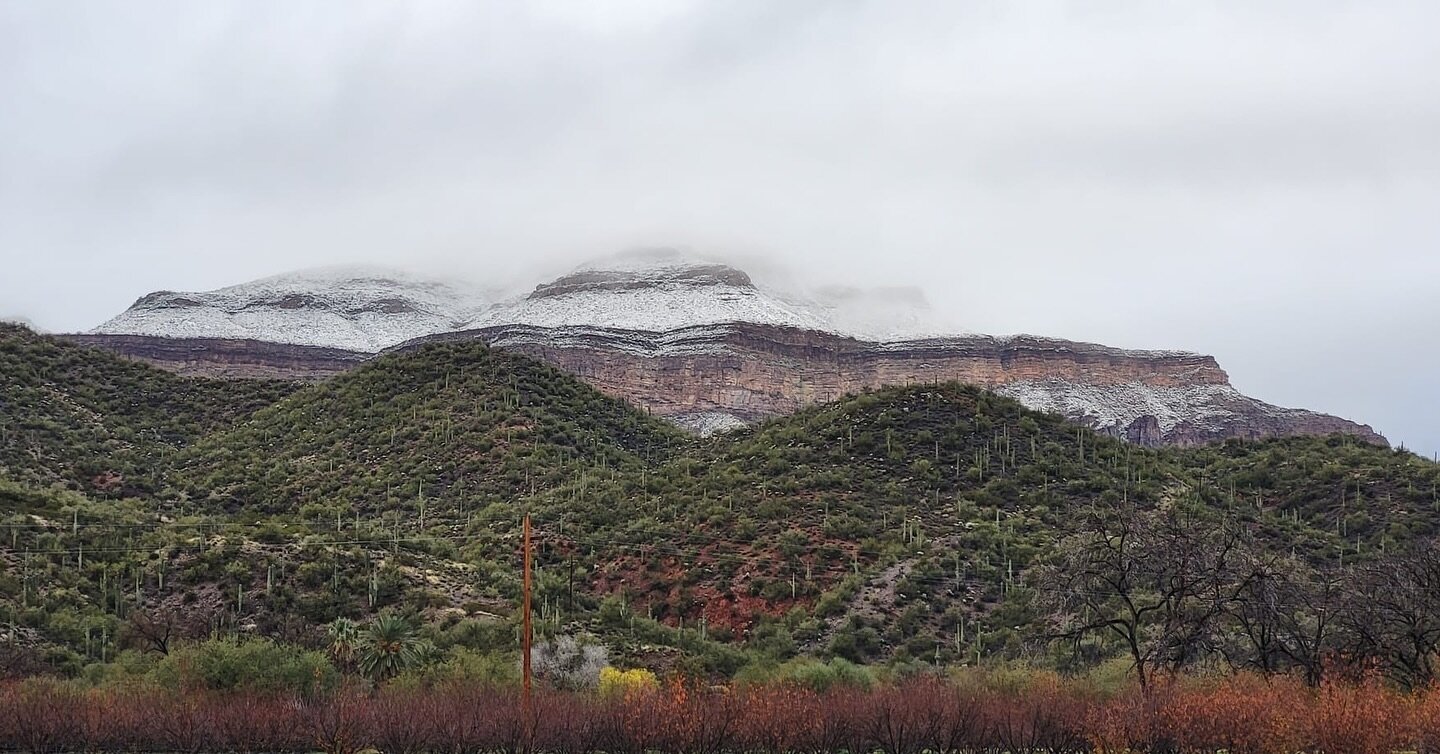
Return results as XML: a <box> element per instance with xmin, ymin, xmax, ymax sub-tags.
<box><xmin>1</xmin><ymin>671</ymin><xmax>1437</xmax><ymax>753</ymax></box>
<box><xmin>1309</xmin><ymin>676</ymin><xmax>1412</xmax><ymax>754</ymax></box>
<box><xmin>1162</xmin><ymin>674</ymin><xmax>1308</xmax><ymax>754</ymax></box>
<box><xmin>1087</xmin><ymin>680</ymin><xmax>1177</xmax><ymax>754</ymax></box>
<box><xmin>736</xmin><ymin>684</ymin><xmax>821</xmax><ymax>754</ymax></box>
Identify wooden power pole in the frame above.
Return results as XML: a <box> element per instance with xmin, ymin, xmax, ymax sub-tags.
<box><xmin>522</xmin><ymin>513</ymin><xmax>533</xmax><ymax>713</ymax></box>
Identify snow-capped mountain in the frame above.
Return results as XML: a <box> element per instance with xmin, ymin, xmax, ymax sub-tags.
<box><xmin>79</xmin><ymin>250</ymin><xmax>1384</xmax><ymax>447</ymax></box>
<box><xmin>92</xmin><ymin>266</ymin><xmax>493</xmax><ymax>353</ymax></box>
<box><xmin>472</xmin><ymin>248</ymin><xmax>956</xmax><ymax>341</ymax></box>
<box><xmin>92</xmin><ymin>249</ymin><xmax>955</xmax><ymax>351</ymax></box>
<box><xmin>474</xmin><ymin>251</ymin><xmax>833</xmax><ymax>334</ymax></box>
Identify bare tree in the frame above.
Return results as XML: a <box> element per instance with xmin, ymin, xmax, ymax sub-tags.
<box><xmin>1147</xmin><ymin>509</ymin><xmax>1251</xmax><ymax>674</ymax></box>
<box><xmin>1035</xmin><ymin>504</ymin><xmax>1246</xmax><ymax>688</ymax></box>
<box><xmin>1227</xmin><ymin>555</ymin><xmax>1343</xmax><ymax>686</ymax></box>
<box><xmin>531</xmin><ymin>634</ymin><xmax>608</xmax><ymax>691</ymax></box>
<box><xmin>0</xmin><ymin>642</ymin><xmax>48</xmax><ymax>680</ymax></box>
<box><xmin>121</xmin><ymin>606</ymin><xmax>213</xmax><ymax>656</ymax></box>
<box><xmin>1340</xmin><ymin>538</ymin><xmax>1440</xmax><ymax>689</ymax></box>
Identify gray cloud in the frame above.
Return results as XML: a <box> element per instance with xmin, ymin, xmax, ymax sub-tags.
<box><xmin>2</xmin><ymin>0</ymin><xmax>1436</xmax><ymax>455</ymax></box>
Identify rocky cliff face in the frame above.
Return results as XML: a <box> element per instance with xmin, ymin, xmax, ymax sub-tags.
<box><xmin>398</xmin><ymin>323</ymin><xmax>1383</xmax><ymax>447</ymax></box>
<box><xmin>58</xmin><ymin>334</ymin><xmax>366</xmax><ymax>380</ymax></box>
<box><xmin>77</xmin><ymin>251</ymin><xmax>1385</xmax><ymax>447</ymax></box>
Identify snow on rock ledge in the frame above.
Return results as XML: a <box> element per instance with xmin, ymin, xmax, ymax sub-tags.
<box><xmin>92</xmin><ymin>266</ymin><xmax>493</xmax><ymax>353</ymax></box>
<box><xmin>92</xmin><ymin>251</ymin><xmax>957</xmax><ymax>352</ymax></box>
<box><xmin>472</xmin><ymin>248</ymin><xmax>958</xmax><ymax>342</ymax></box>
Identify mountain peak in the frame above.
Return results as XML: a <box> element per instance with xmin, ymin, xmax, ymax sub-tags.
<box><xmin>530</xmin><ymin>261</ymin><xmax>755</xmax><ymax>301</ymax></box>
<box><xmin>74</xmin><ymin>250</ymin><xmax>1384</xmax><ymax>448</ymax></box>
<box><xmin>93</xmin><ymin>266</ymin><xmax>492</xmax><ymax>352</ymax></box>
<box><xmin>91</xmin><ymin>250</ymin><xmax>962</xmax><ymax>348</ymax></box>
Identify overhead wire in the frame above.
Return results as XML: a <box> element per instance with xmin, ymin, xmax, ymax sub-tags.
<box><xmin>0</xmin><ymin>516</ymin><xmax>1354</xmax><ymax>606</ymax></box>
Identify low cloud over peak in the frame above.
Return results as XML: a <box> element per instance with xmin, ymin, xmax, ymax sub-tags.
<box><xmin>1</xmin><ymin>1</ymin><xmax>1436</xmax><ymax>454</ymax></box>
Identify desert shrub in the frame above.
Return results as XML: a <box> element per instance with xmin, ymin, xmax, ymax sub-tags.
<box><xmin>301</xmin><ymin>685</ymin><xmax>372</xmax><ymax>754</ymax></box>
<box><xmin>735</xmin><ymin>684</ymin><xmax>822</xmax><ymax>754</ymax></box>
<box><xmin>1087</xmin><ymin>681</ymin><xmax>1179</xmax><ymax>754</ymax></box>
<box><xmin>367</xmin><ymin>687</ymin><xmax>444</xmax><ymax>754</ymax></box>
<box><xmin>155</xmin><ymin>637</ymin><xmax>337</xmax><ymax>696</ymax></box>
<box><xmin>440</xmin><ymin>646</ymin><xmax>520</xmax><ymax>686</ymax></box>
<box><xmin>634</xmin><ymin>679</ymin><xmax>743</xmax><ymax>754</ymax></box>
<box><xmin>598</xmin><ymin>666</ymin><xmax>659</xmax><ymax>697</ymax></box>
<box><xmin>1161</xmin><ymin>673</ymin><xmax>1308</xmax><ymax>754</ymax></box>
<box><xmin>532</xmin><ymin>634</ymin><xmax>608</xmax><ymax>690</ymax></box>
<box><xmin>1412</xmin><ymin>686</ymin><xmax>1440</xmax><ymax>754</ymax></box>
<box><xmin>209</xmin><ymin>692</ymin><xmax>307</xmax><ymax>753</ymax></box>
<box><xmin>7</xmin><ymin>666</ymin><xmax>1440</xmax><ymax>754</ymax></box>
<box><xmin>981</xmin><ymin>676</ymin><xmax>1090</xmax><ymax>754</ymax></box>
<box><xmin>744</xmin><ymin>656</ymin><xmax>876</xmax><ymax>692</ymax></box>
<box><xmin>863</xmin><ymin>681</ymin><xmax>931</xmax><ymax>754</ymax></box>
<box><xmin>0</xmin><ymin>677</ymin><xmax>83</xmax><ymax>754</ymax></box>
<box><xmin>1308</xmin><ymin>676</ymin><xmax>1411</xmax><ymax>754</ymax></box>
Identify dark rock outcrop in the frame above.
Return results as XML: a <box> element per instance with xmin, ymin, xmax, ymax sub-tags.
<box><xmin>58</xmin><ymin>334</ymin><xmax>366</xmax><ymax>381</ymax></box>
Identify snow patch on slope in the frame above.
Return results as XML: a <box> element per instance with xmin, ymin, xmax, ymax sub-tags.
<box><xmin>479</xmin><ymin>324</ymin><xmax>740</xmax><ymax>357</ymax></box>
<box><xmin>993</xmin><ymin>379</ymin><xmax>1288</xmax><ymax>433</ymax></box>
<box><xmin>672</xmin><ymin>411</ymin><xmax>750</xmax><ymax>437</ymax></box>
<box><xmin>473</xmin><ymin>248</ymin><xmax>957</xmax><ymax>340</ymax></box>
<box><xmin>475</xmin><ymin>281</ymin><xmax>837</xmax><ymax>334</ymax></box>
<box><xmin>93</xmin><ymin>250</ymin><xmax>958</xmax><ymax>351</ymax></box>
<box><xmin>93</xmin><ymin>266</ymin><xmax>493</xmax><ymax>353</ymax></box>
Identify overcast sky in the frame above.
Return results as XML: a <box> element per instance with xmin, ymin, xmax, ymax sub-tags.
<box><xmin>2</xmin><ymin>1</ymin><xmax>1437</xmax><ymax>456</ymax></box>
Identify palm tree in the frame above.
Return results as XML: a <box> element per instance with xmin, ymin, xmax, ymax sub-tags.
<box><xmin>356</xmin><ymin>614</ymin><xmax>423</xmax><ymax>681</ymax></box>
<box><xmin>326</xmin><ymin>617</ymin><xmax>359</xmax><ymax>671</ymax></box>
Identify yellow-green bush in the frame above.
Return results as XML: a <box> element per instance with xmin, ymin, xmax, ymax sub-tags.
<box><xmin>597</xmin><ymin>666</ymin><xmax>658</xmax><ymax>697</ymax></box>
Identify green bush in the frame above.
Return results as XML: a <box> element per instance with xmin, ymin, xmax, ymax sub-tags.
<box><xmin>737</xmin><ymin>656</ymin><xmax>875</xmax><ymax>691</ymax></box>
<box><xmin>154</xmin><ymin>637</ymin><xmax>337</xmax><ymax>696</ymax></box>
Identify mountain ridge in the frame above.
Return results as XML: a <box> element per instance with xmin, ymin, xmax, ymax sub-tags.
<box><xmin>75</xmin><ymin>252</ymin><xmax>1384</xmax><ymax>447</ymax></box>
<box><xmin>93</xmin><ymin>265</ymin><xmax>496</xmax><ymax>352</ymax></box>
<box><xmin>397</xmin><ymin>322</ymin><xmax>1381</xmax><ymax>446</ymax></box>
<box><xmin>1</xmin><ymin>324</ymin><xmax>1431</xmax><ymax>673</ymax></box>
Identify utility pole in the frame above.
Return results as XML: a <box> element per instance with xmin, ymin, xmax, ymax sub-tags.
<box><xmin>521</xmin><ymin>512</ymin><xmax>533</xmax><ymax>749</ymax></box>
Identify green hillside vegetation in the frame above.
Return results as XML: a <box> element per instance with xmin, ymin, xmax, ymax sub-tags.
<box><xmin>0</xmin><ymin>323</ymin><xmax>294</xmax><ymax>496</ymax></box>
<box><xmin>1</xmin><ymin>324</ymin><xmax>1437</xmax><ymax>685</ymax></box>
<box><xmin>177</xmin><ymin>340</ymin><xmax>688</xmax><ymax>515</ymax></box>
<box><xmin>514</xmin><ymin>386</ymin><xmax>1439</xmax><ymax>668</ymax></box>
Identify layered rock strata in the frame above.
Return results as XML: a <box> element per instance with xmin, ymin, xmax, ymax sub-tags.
<box><xmin>58</xmin><ymin>334</ymin><xmax>365</xmax><ymax>381</ymax></box>
<box><xmin>395</xmin><ymin>323</ymin><xmax>1384</xmax><ymax>447</ymax></box>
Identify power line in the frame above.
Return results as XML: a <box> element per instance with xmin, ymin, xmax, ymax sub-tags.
<box><xmin>0</xmin><ymin>523</ymin><xmax>1362</xmax><ymax>608</ymax></box>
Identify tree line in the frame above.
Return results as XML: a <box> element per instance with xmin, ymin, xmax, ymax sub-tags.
<box><xmin>1037</xmin><ymin>503</ymin><xmax>1440</xmax><ymax>690</ymax></box>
